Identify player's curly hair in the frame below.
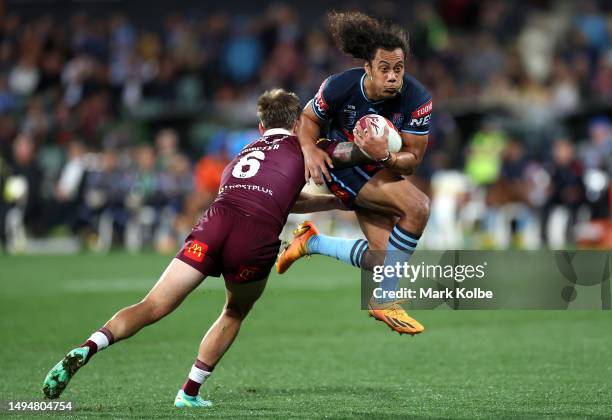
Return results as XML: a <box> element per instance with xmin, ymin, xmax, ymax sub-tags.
<box><xmin>327</xmin><ymin>11</ymin><xmax>409</xmax><ymax>62</ymax></box>
<box><xmin>257</xmin><ymin>89</ymin><xmax>302</xmax><ymax>130</ymax></box>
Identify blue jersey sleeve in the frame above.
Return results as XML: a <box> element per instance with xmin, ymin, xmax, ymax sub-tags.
<box><xmin>400</xmin><ymin>79</ymin><xmax>432</xmax><ymax>136</ymax></box>
<box><xmin>311</xmin><ymin>71</ymin><xmax>355</xmax><ymax>121</ymax></box>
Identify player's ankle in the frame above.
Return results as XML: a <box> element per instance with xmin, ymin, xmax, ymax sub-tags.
<box><xmin>181</xmin><ymin>359</ymin><xmax>214</xmax><ymax>397</ymax></box>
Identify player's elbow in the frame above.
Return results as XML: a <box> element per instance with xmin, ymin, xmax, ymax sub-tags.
<box><xmin>397</xmin><ymin>165</ymin><xmax>416</xmax><ymax>176</ymax></box>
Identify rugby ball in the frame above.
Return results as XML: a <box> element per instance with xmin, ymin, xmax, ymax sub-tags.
<box><xmin>356</xmin><ymin>114</ymin><xmax>402</xmax><ymax>159</ymax></box>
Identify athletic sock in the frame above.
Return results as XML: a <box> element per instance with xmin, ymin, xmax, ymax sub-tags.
<box><xmin>182</xmin><ymin>359</ymin><xmax>214</xmax><ymax>397</ymax></box>
<box><xmin>378</xmin><ymin>225</ymin><xmax>420</xmax><ymax>304</ymax></box>
<box><xmin>307</xmin><ymin>235</ymin><xmax>368</xmax><ymax>268</ymax></box>
<box><xmin>81</xmin><ymin>327</ymin><xmax>115</xmax><ymax>363</ymax></box>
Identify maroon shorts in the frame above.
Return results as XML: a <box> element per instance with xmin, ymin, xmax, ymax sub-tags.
<box><xmin>176</xmin><ymin>204</ymin><xmax>281</xmax><ymax>283</ymax></box>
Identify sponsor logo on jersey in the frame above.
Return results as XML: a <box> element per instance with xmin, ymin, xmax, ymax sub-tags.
<box><xmin>314</xmin><ymin>78</ymin><xmax>330</xmax><ymax>115</ymax></box>
<box><xmin>184</xmin><ymin>240</ymin><xmax>208</xmax><ymax>263</ymax></box>
<box><xmin>409</xmin><ymin>114</ymin><xmax>431</xmax><ymax>127</ymax></box>
<box><xmin>238</xmin><ymin>265</ymin><xmax>260</xmax><ymax>282</ymax></box>
<box><xmin>412</xmin><ymin>99</ymin><xmax>432</xmax><ymax>118</ymax></box>
<box><xmin>391</xmin><ymin>112</ymin><xmax>404</xmax><ymax>127</ymax></box>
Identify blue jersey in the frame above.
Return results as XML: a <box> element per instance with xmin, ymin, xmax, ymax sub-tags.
<box><xmin>311</xmin><ymin>68</ymin><xmax>432</xmax><ymax>142</ymax></box>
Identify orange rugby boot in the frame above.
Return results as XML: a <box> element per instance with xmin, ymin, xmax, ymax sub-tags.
<box><xmin>276</xmin><ymin>221</ymin><xmax>319</xmax><ymax>274</ymax></box>
<box><xmin>367</xmin><ymin>298</ymin><xmax>425</xmax><ymax>335</ymax></box>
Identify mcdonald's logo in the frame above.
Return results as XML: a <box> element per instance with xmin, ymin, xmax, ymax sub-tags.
<box><xmin>183</xmin><ymin>240</ymin><xmax>208</xmax><ymax>263</ymax></box>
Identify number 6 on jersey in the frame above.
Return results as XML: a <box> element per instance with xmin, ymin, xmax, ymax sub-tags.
<box><xmin>232</xmin><ymin>151</ymin><xmax>265</xmax><ymax>179</ymax></box>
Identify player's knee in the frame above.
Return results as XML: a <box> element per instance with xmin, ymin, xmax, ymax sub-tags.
<box><xmin>399</xmin><ymin>189</ymin><xmax>430</xmax><ymax>225</ymax></box>
<box><xmin>224</xmin><ymin>301</ymin><xmax>254</xmax><ymax>321</ymax></box>
<box><xmin>139</xmin><ymin>297</ymin><xmax>173</xmax><ymax>322</ymax></box>
<box><xmin>413</xmin><ymin>192</ymin><xmax>430</xmax><ymax>224</ymax></box>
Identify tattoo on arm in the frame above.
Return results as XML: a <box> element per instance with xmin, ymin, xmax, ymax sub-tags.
<box><xmin>330</xmin><ymin>142</ymin><xmax>371</xmax><ymax>169</ymax></box>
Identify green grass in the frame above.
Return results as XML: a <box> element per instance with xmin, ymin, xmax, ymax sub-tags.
<box><xmin>0</xmin><ymin>253</ymin><xmax>611</xmax><ymax>418</ymax></box>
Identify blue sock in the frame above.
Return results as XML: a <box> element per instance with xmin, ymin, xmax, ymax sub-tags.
<box><xmin>307</xmin><ymin>235</ymin><xmax>368</xmax><ymax>268</ymax></box>
<box><xmin>378</xmin><ymin>225</ymin><xmax>420</xmax><ymax>303</ymax></box>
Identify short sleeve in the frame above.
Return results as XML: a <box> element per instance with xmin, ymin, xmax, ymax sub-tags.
<box><xmin>311</xmin><ymin>74</ymin><xmax>344</xmax><ymax>121</ymax></box>
<box><xmin>401</xmin><ymin>90</ymin><xmax>432</xmax><ymax>136</ymax></box>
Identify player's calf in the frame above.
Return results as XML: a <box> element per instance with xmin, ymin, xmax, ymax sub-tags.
<box><xmin>174</xmin><ymin>279</ymin><xmax>267</xmax><ymax>406</ymax></box>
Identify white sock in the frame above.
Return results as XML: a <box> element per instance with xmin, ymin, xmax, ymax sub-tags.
<box><xmin>188</xmin><ymin>364</ymin><xmax>212</xmax><ymax>384</ymax></box>
<box><xmin>88</xmin><ymin>331</ymin><xmax>110</xmax><ymax>351</ymax></box>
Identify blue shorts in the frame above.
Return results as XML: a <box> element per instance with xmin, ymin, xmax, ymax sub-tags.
<box><xmin>325</xmin><ymin>164</ymin><xmax>382</xmax><ymax>209</ymax></box>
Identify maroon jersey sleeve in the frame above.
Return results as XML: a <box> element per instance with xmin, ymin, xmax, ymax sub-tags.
<box><xmin>213</xmin><ymin>134</ymin><xmax>305</xmax><ymax>230</ymax></box>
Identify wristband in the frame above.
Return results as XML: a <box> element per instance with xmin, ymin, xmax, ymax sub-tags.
<box><xmin>378</xmin><ymin>151</ymin><xmax>392</xmax><ymax>164</ymax></box>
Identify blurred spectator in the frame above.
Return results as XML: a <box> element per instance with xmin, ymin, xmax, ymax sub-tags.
<box><xmin>487</xmin><ymin>139</ymin><xmax>529</xmax><ymax>207</ymax></box>
<box><xmin>580</xmin><ymin>116</ymin><xmax>612</xmax><ymax>171</ymax></box>
<box><xmin>158</xmin><ymin>153</ymin><xmax>193</xmax><ymax>213</ymax></box>
<box><xmin>8</xmin><ymin>54</ymin><xmax>39</xmax><ymax>96</ymax></box>
<box><xmin>22</xmin><ymin>97</ymin><xmax>50</xmax><ymax>144</ymax></box>
<box><xmin>155</xmin><ymin>128</ymin><xmax>179</xmax><ymax>171</ymax></box>
<box><xmin>592</xmin><ymin>51</ymin><xmax>612</xmax><ymax>100</ymax></box>
<box><xmin>222</xmin><ymin>18</ymin><xmax>263</xmax><ymax>83</ymax></box>
<box><xmin>55</xmin><ymin>141</ymin><xmax>87</xmax><ymax>202</ymax></box>
<box><xmin>82</xmin><ymin>148</ymin><xmax>132</xmax><ymax>239</ymax></box>
<box><xmin>6</xmin><ymin>133</ymin><xmax>44</xmax><ymax>234</ymax></box>
<box><xmin>541</xmin><ymin>138</ymin><xmax>584</xmax><ymax>245</ymax></box>
<box><xmin>574</xmin><ymin>0</ymin><xmax>610</xmax><ymax>53</ymax></box>
<box><xmin>464</xmin><ymin>119</ymin><xmax>507</xmax><ymax>186</ymax></box>
<box><xmin>42</xmin><ymin>141</ymin><xmax>88</xmax><ymax>233</ymax></box>
<box><xmin>0</xmin><ymin>75</ymin><xmax>17</xmax><ymax>113</ymax></box>
<box><xmin>130</xmin><ymin>144</ymin><xmax>160</xmax><ymax>207</ymax></box>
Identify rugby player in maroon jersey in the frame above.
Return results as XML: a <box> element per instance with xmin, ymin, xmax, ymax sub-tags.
<box><xmin>42</xmin><ymin>89</ymin><xmax>344</xmax><ymax>408</ymax></box>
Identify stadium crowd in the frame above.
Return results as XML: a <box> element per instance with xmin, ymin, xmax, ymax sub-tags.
<box><xmin>0</xmin><ymin>0</ymin><xmax>611</xmax><ymax>251</ymax></box>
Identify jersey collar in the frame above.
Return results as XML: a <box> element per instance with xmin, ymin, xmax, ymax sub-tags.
<box><xmin>263</xmin><ymin>128</ymin><xmax>293</xmax><ymax>136</ymax></box>
<box><xmin>360</xmin><ymin>73</ymin><xmax>385</xmax><ymax>104</ymax></box>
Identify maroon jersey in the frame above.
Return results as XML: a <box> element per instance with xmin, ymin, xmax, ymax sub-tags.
<box><xmin>213</xmin><ymin>130</ymin><xmax>305</xmax><ymax>230</ymax></box>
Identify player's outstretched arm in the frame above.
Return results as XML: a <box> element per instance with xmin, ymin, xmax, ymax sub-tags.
<box><xmin>291</xmin><ymin>192</ymin><xmax>347</xmax><ymax>213</ymax></box>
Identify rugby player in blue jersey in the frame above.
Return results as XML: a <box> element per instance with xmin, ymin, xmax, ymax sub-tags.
<box><xmin>278</xmin><ymin>12</ymin><xmax>432</xmax><ymax>335</ymax></box>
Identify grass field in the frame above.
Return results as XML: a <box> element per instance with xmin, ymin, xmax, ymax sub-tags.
<box><xmin>1</xmin><ymin>253</ymin><xmax>611</xmax><ymax>418</ymax></box>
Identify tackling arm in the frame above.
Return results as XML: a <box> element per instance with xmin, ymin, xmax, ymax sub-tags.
<box><xmin>318</xmin><ymin>140</ymin><xmax>371</xmax><ymax>169</ymax></box>
<box><xmin>298</xmin><ymin>101</ymin><xmax>322</xmax><ymax>150</ymax></box>
<box><xmin>298</xmin><ymin>102</ymin><xmax>334</xmax><ymax>184</ymax></box>
<box><xmin>291</xmin><ymin>192</ymin><xmax>346</xmax><ymax>214</ymax></box>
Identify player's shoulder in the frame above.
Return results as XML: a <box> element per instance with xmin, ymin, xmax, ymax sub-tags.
<box><xmin>313</xmin><ymin>68</ymin><xmax>364</xmax><ymax>118</ymax></box>
<box><xmin>323</xmin><ymin>68</ymin><xmax>364</xmax><ymax>95</ymax></box>
<box><xmin>401</xmin><ymin>74</ymin><xmax>432</xmax><ymax>110</ymax></box>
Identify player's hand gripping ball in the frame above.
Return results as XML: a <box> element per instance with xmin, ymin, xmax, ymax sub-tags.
<box><xmin>354</xmin><ymin>114</ymin><xmax>402</xmax><ymax>159</ymax></box>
